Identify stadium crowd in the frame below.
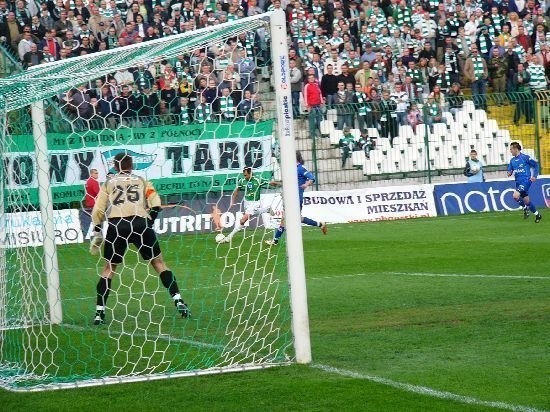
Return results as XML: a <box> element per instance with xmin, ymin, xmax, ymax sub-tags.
<box><xmin>0</xmin><ymin>0</ymin><xmax>549</xmax><ymax>130</ymax></box>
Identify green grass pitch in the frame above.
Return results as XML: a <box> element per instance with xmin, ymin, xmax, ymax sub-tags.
<box><xmin>1</xmin><ymin>211</ymin><xmax>548</xmax><ymax>411</ymax></box>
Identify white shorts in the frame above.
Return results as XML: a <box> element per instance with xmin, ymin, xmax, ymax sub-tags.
<box><xmin>244</xmin><ymin>200</ymin><xmax>263</xmax><ymax>216</ymax></box>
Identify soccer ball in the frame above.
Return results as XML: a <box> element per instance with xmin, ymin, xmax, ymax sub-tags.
<box><xmin>470</xmin><ymin>165</ymin><xmax>480</xmax><ymax>173</ymax></box>
<box><xmin>215</xmin><ymin>233</ymin><xmax>225</xmax><ymax>243</ymax></box>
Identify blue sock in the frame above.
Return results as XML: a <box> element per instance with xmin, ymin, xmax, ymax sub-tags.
<box><xmin>302</xmin><ymin>217</ymin><xmax>319</xmax><ymax>227</ymax></box>
<box><xmin>517</xmin><ymin>198</ymin><xmax>525</xmax><ymax>207</ymax></box>
<box><xmin>528</xmin><ymin>202</ymin><xmax>537</xmax><ymax>213</ymax></box>
<box><xmin>273</xmin><ymin>226</ymin><xmax>285</xmax><ymax>242</ymax></box>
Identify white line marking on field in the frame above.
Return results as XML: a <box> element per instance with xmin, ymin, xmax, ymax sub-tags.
<box><xmin>62</xmin><ymin>323</ymin><xmax>225</xmax><ymax>350</ymax></box>
<box><xmin>309</xmin><ymin>272</ymin><xmax>549</xmax><ymax>281</ymax></box>
<box><xmin>313</xmin><ymin>364</ymin><xmax>548</xmax><ymax>412</ymax></box>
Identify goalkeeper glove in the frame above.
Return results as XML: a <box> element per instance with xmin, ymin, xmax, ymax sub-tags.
<box><xmin>89</xmin><ymin>229</ymin><xmax>103</xmax><ymax>256</ymax></box>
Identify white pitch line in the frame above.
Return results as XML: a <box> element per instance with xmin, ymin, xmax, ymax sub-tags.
<box><xmin>313</xmin><ymin>364</ymin><xmax>548</xmax><ymax>412</ymax></box>
<box><xmin>309</xmin><ymin>272</ymin><xmax>549</xmax><ymax>281</ymax></box>
<box><xmin>62</xmin><ymin>323</ymin><xmax>225</xmax><ymax>350</ymax></box>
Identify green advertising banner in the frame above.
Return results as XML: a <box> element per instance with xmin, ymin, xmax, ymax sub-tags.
<box><xmin>3</xmin><ymin>120</ymin><xmax>275</xmax><ymax>207</ymax></box>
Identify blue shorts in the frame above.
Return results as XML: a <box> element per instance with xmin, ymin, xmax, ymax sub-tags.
<box><xmin>516</xmin><ymin>180</ymin><xmax>532</xmax><ymax>197</ymax></box>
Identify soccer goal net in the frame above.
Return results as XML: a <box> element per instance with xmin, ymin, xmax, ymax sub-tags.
<box><xmin>0</xmin><ymin>10</ymin><xmax>310</xmax><ymax>391</ymax></box>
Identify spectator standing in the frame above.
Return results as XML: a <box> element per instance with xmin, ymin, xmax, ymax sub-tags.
<box><xmin>303</xmin><ymin>73</ymin><xmax>324</xmax><ymax>138</ymax></box>
<box><xmin>289</xmin><ymin>58</ymin><xmax>302</xmax><ymax>118</ymax></box>
<box><xmin>464</xmin><ymin>46</ymin><xmax>488</xmax><ymax>110</ymax></box>
<box><xmin>488</xmin><ymin>48</ymin><xmax>508</xmax><ymax>106</ymax></box>
<box><xmin>379</xmin><ymin>90</ymin><xmax>398</xmax><ymax>142</ymax></box>
<box><xmin>333</xmin><ymin>81</ymin><xmax>354</xmax><ymax>130</ymax></box>
<box><xmin>513</xmin><ymin>63</ymin><xmax>533</xmax><ymax>124</ymax></box>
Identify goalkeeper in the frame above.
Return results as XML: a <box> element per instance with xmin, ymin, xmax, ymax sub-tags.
<box><xmin>89</xmin><ymin>152</ymin><xmax>190</xmax><ymax>325</ymax></box>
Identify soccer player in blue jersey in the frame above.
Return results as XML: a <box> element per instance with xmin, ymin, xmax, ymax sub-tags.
<box><xmin>265</xmin><ymin>151</ymin><xmax>327</xmax><ymax>246</ymax></box>
<box><xmin>507</xmin><ymin>141</ymin><xmax>542</xmax><ymax>223</ymax></box>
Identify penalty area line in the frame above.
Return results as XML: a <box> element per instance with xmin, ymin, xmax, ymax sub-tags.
<box><xmin>312</xmin><ymin>364</ymin><xmax>547</xmax><ymax>412</ymax></box>
<box><xmin>309</xmin><ymin>272</ymin><xmax>549</xmax><ymax>281</ymax></box>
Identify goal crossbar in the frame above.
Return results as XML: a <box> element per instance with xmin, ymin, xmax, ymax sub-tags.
<box><xmin>0</xmin><ymin>13</ymin><xmax>272</xmax><ymax>112</ymax></box>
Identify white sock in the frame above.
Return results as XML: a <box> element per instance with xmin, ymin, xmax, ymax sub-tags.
<box><xmin>227</xmin><ymin>221</ymin><xmax>242</xmax><ymax>240</ymax></box>
<box><xmin>172</xmin><ymin>293</ymin><xmax>181</xmax><ymax>301</ymax></box>
<box><xmin>96</xmin><ymin>305</ymin><xmax>105</xmax><ymax>312</ymax></box>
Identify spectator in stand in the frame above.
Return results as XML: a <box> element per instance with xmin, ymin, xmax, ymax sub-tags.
<box><xmin>354</xmin><ymin>61</ymin><xmax>377</xmax><ymax>91</ymax></box>
<box><xmin>357</xmin><ymin>130</ymin><xmax>376</xmax><ymax>159</ymax></box>
<box><xmin>333</xmin><ymin>81</ymin><xmax>354</xmax><ymax>130</ymax></box>
<box><xmin>513</xmin><ymin>63</ymin><xmax>534</xmax><ymax>125</ymax></box>
<box><xmin>352</xmin><ymin>83</ymin><xmax>369</xmax><ymax>133</ymax></box>
<box><xmin>339</xmin><ymin>127</ymin><xmax>355</xmax><ymax>168</ymax></box>
<box><xmin>379</xmin><ymin>90</ymin><xmax>398</xmax><ymax>142</ymax></box>
<box><xmin>39</xmin><ymin>29</ymin><xmax>61</xmax><ymax>60</ymax></box>
<box><xmin>22</xmin><ymin>42</ymin><xmax>44</xmax><ymax>67</ymax></box>
<box><xmin>447</xmin><ymin>83</ymin><xmax>465</xmax><ymax>116</ymax></box>
<box><xmin>535</xmin><ymin>42</ymin><xmax>550</xmax><ymax>80</ymax></box>
<box><xmin>303</xmin><ymin>73</ymin><xmax>324</xmax><ymax>138</ymax></box>
<box><xmin>424</xmin><ymin>92</ymin><xmax>443</xmax><ymax>131</ymax></box>
<box><xmin>406</xmin><ymin>102</ymin><xmax>423</xmax><ymax>133</ymax></box>
<box><xmin>488</xmin><ymin>48</ymin><xmax>509</xmax><ymax>106</ymax></box>
<box><xmin>390</xmin><ymin>82</ymin><xmax>408</xmax><ymax>126</ymax></box>
<box><xmin>289</xmin><ymin>58</ymin><xmax>302</xmax><ymax>119</ymax></box>
<box><xmin>236</xmin><ymin>47</ymin><xmax>256</xmax><ymax>92</ymax></box>
<box><xmin>464</xmin><ymin>46</ymin><xmax>489</xmax><ymax>111</ymax></box>
<box><xmin>18</xmin><ymin>29</ymin><xmax>34</xmax><ymax>62</ymax></box>
<box><xmin>320</xmin><ymin>64</ymin><xmax>338</xmax><ymax>109</ymax></box>
<box><xmin>360</xmin><ymin>42</ymin><xmax>377</xmax><ymax>64</ymax></box>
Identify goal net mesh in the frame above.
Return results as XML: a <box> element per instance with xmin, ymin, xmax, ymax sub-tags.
<box><xmin>0</xmin><ymin>12</ymin><xmax>293</xmax><ymax>391</ymax></box>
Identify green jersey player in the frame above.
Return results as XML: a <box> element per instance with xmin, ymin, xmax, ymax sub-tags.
<box><xmin>219</xmin><ymin>167</ymin><xmax>280</xmax><ymax>243</ymax></box>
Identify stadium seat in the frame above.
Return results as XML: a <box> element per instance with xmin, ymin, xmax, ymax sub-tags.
<box><xmin>381</xmin><ymin>158</ymin><xmax>399</xmax><ymax>173</ymax></box>
<box><xmin>466</xmin><ymin>122</ymin><xmax>483</xmax><ymax>141</ymax></box>
<box><xmin>473</xmin><ymin>109</ymin><xmax>488</xmax><ymax>125</ymax></box>
<box><xmin>441</xmin><ymin>111</ymin><xmax>454</xmax><ymax>124</ymax></box>
<box><xmin>486</xmin><ymin>145</ymin><xmax>507</xmax><ymax>165</ymax></box>
<box><xmin>391</xmin><ymin>135</ymin><xmax>409</xmax><ymax>149</ymax></box>
<box><xmin>369</xmin><ymin>149</ymin><xmax>385</xmax><ymax>163</ymax></box>
<box><xmin>448</xmin><ymin>123</ymin><xmax>466</xmax><ymax>143</ymax></box>
<box><xmin>329</xmin><ymin>129</ymin><xmax>343</xmax><ymax>146</ymax></box>
<box><xmin>398</xmin><ymin>124</ymin><xmax>416</xmax><ymax>142</ymax></box>
<box><xmin>320</xmin><ymin>120</ymin><xmax>335</xmax><ymax>137</ymax></box>
<box><xmin>350</xmin><ymin>128</ymin><xmax>361</xmax><ymax>140</ymax></box>
<box><xmin>366</xmin><ymin>127</ymin><xmax>380</xmax><ymax>138</ymax></box>
<box><xmin>484</xmin><ymin>119</ymin><xmax>499</xmax><ymax>136</ymax></box>
<box><xmin>325</xmin><ymin>109</ymin><xmax>337</xmax><ymax>124</ymax></box>
<box><xmin>363</xmin><ymin>158</ymin><xmax>382</xmax><ymax>175</ymax></box>
<box><xmin>432</xmin><ymin>123</ymin><xmax>448</xmax><ymax>141</ymax></box>
<box><xmin>376</xmin><ymin>137</ymin><xmax>391</xmax><ymax>152</ymax></box>
<box><xmin>387</xmin><ymin>147</ymin><xmax>402</xmax><ymax>163</ymax></box>
<box><xmin>351</xmin><ymin>150</ymin><xmax>364</xmax><ymax>167</ymax></box>
<box><xmin>462</xmin><ymin>100</ymin><xmax>475</xmax><ymax>115</ymax></box>
<box><xmin>455</xmin><ymin>111</ymin><xmax>472</xmax><ymax>130</ymax></box>
<box><xmin>435</xmin><ymin>154</ymin><xmax>452</xmax><ymax>170</ymax></box>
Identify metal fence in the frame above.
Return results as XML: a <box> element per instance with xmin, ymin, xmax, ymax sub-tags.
<box><xmin>295</xmin><ymin>91</ymin><xmax>550</xmax><ymax>191</ymax></box>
